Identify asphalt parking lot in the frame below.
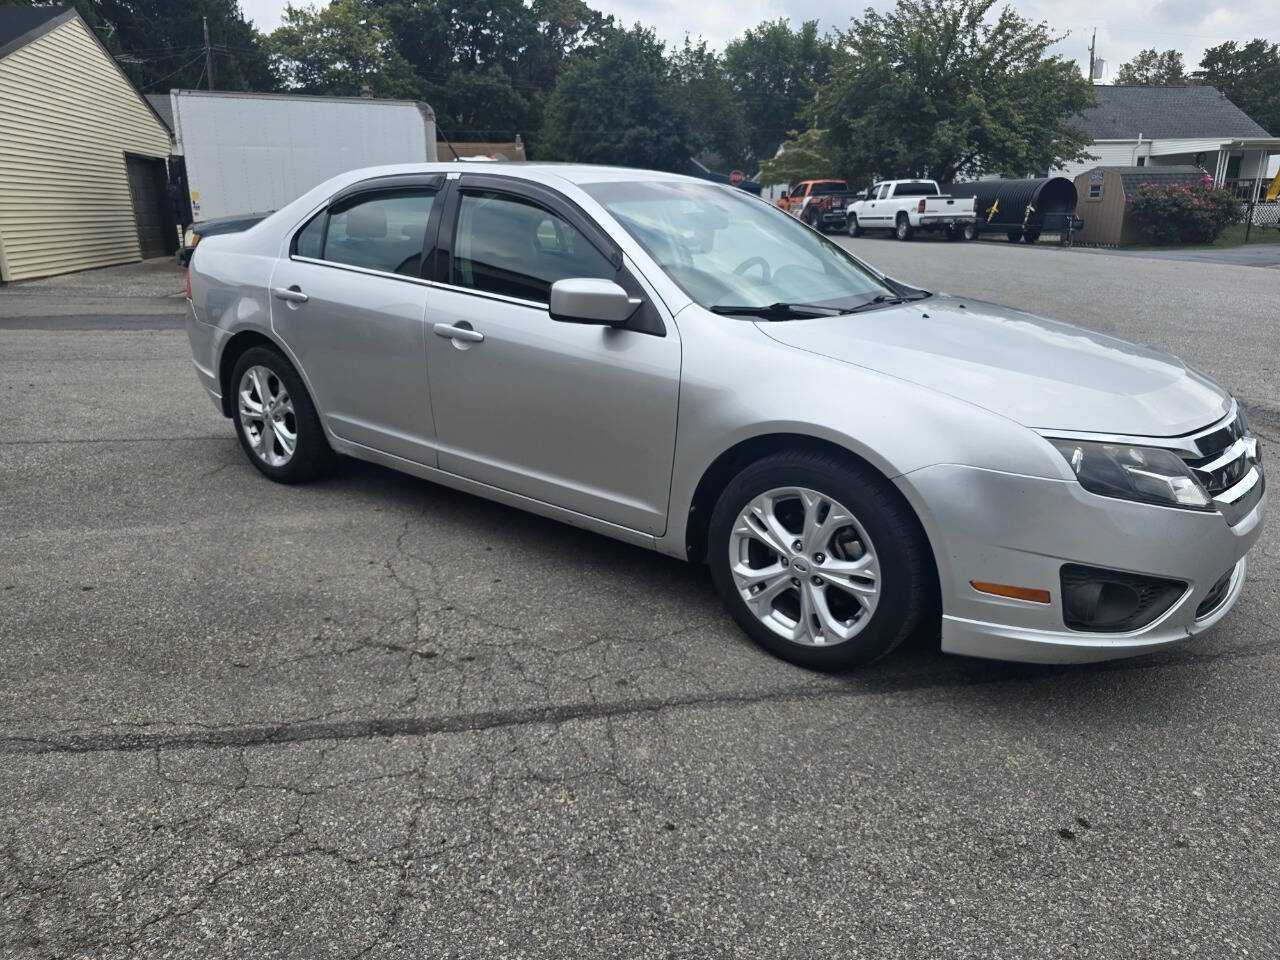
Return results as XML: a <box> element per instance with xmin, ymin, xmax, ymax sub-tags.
<box><xmin>2</xmin><ymin>245</ymin><xmax>1278</xmax><ymax>958</ymax></box>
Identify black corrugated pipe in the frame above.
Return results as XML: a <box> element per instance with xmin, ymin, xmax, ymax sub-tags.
<box><xmin>948</xmin><ymin>177</ymin><xmax>1079</xmax><ymax>241</ymax></box>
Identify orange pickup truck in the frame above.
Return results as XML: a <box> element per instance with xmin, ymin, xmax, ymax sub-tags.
<box><xmin>776</xmin><ymin>179</ymin><xmax>858</xmax><ymax>231</ymax></box>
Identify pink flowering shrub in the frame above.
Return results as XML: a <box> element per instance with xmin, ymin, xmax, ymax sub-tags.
<box><xmin>1128</xmin><ymin>182</ymin><xmax>1244</xmax><ymax>244</ymax></box>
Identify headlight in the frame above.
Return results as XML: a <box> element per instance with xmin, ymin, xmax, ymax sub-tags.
<box><xmin>1049</xmin><ymin>439</ymin><xmax>1213</xmax><ymax>510</ymax></box>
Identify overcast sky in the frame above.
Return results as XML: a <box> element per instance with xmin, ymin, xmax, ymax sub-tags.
<box><xmin>238</xmin><ymin>0</ymin><xmax>1280</xmax><ymax>82</ymax></box>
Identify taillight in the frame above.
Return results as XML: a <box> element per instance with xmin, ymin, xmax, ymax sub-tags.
<box><xmin>917</xmin><ymin>198</ymin><xmax>926</xmax><ymax>213</ymax></box>
<box><xmin>185</xmin><ymin>264</ymin><xmax>192</xmax><ymax>301</ymax></box>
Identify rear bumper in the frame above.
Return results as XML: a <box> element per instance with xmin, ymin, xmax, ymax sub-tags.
<box><xmin>918</xmin><ymin>214</ymin><xmax>976</xmax><ymax>227</ymax></box>
<box><xmin>185</xmin><ymin>301</ymin><xmax>223</xmax><ymax>412</ymax></box>
<box><xmin>898</xmin><ymin>463</ymin><xmax>1266</xmax><ymax>664</ymax></box>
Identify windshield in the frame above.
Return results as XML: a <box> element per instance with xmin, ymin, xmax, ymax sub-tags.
<box><xmin>582</xmin><ymin>180</ymin><xmax>898</xmax><ymax>313</ymax></box>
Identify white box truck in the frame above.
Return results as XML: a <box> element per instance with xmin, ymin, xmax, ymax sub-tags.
<box><xmin>164</xmin><ymin>89</ymin><xmax>438</xmax><ymax>224</ymax></box>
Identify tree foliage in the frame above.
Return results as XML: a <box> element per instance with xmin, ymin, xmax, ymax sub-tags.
<box><xmin>816</xmin><ymin>0</ymin><xmax>1095</xmax><ymax>183</ymax></box>
<box><xmin>757</xmin><ymin>129</ymin><xmax>839</xmax><ymax>186</ymax></box>
<box><xmin>1115</xmin><ymin>48</ymin><xmax>1186</xmax><ymax>85</ymax></box>
<box><xmin>541</xmin><ymin>24</ymin><xmax>690</xmax><ymax>171</ymax></box>
<box><xmin>1198</xmin><ymin>40</ymin><xmax>1280</xmax><ymax>137</ymax></box>
<box><xmin>668</xmin><ymin>38</ymin><xmax>750</xmax><ymax>170</ymax></box>
<box><xmin>267</xmin><ymin>0</ymin><xmax>420</xmax><ymax>98</ymax></box>
<box><xmin>722</xmin><ymin>19</ymin><xmax>834</xmax><ymax>166</ymax></box>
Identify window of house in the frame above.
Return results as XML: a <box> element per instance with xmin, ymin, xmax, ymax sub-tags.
<box><xmin>1136</xmin><ymin>157</ymin><xmax>1147</xmax><ymax>167</ymax></box>
<box><xmin>1088</xmin><ymin>184</ymin><xmax>1102</xmax><ymax>200</ymax></box>
<box><xmin>452</xmin><ymin>192</ymin><xmax>615</xmax><ymax>303</ymax></box>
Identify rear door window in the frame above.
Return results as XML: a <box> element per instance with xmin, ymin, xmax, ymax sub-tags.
<box><xmin>316</xmin><ymin>190</ymin><xmax>436</xmax><ymax>277</ymax></box>
<box><xmin>451</xmin><ymin>191</ymin><xmax>615</xmax><ymax>304</ymax></box>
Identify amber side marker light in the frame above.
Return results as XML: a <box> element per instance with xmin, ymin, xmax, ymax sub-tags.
<box><xmin>970</xmin><ymin>581</ymin><xmax>1052</xmax><ymax>604</ymax></box>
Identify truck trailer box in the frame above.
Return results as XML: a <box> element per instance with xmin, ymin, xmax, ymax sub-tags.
<box><xmin>167</xmin><ymin>89</ymin><xmax>438</xmax><ymax>222</ymax></box>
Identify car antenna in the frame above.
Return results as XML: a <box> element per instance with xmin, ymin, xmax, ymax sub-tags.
<box><xmin>437</xmin><ymin>126</ymin><xmax>462</xmax><ymax>162</ymax></box>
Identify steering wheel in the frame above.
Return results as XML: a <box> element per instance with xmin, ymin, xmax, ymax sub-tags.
<box><xmin>733</xmin><ymin>256</ymin><xmax>771</xmax><ymax>282</ymax></box>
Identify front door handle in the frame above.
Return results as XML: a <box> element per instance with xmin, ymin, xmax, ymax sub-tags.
<box><xmin>272</xmin><ymin>285</ymin><xmax>309</xmax><ymax>303</ymax></box>
<box><xmin>433</xmin><ymin>322</ymin><xmax>484</xmax><ymax>343</ymax></box>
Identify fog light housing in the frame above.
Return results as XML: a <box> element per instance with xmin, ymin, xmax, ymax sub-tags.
<box><xmin>1195</xmin><ymin>568</ymin><xmax>1235</xmax><ymax>619</ymax></box>
<box><xmin>1060</xmin><ymin>564</ymin><xmax>1187</xmax><ymax>633</ymax></box>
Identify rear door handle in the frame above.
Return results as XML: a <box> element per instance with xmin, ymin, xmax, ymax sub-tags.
<box><xmin>433</xmin><ymin>322</ymin><xmax>484</xmax><ymax>343</ymax></box>
<box><xmin>272</xmin><ymin>286</ymin><xmax>309</xmax><ymax>303</ymax></box>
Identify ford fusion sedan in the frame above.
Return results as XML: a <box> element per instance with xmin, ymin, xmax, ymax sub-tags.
<box><xmin>184</xmin><ymin>164</ymin><xmax>1265</xmax><ymax>670</ymax></box>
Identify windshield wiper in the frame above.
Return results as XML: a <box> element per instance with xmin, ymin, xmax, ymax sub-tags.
<box><xmin>838</xmin><ymin>292</ymin><xmax>928</xmax><ymax>314</ymax></box>
<box><xmin>709</xmin><ymin>302</ymin><xmax>844</xmax><ymax>321</ymax></box>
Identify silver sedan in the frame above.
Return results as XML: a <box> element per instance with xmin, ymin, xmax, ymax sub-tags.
<box><xmin>185</xmin><ymin>164</ymin><xmax>1266</xmax><ymax>669</ymax></box>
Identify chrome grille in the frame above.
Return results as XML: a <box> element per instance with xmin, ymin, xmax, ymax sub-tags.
<box><xmin>1176</xmin><ymin>408</ymin><xmax>1263</xmax><ymax>524</ymax></box>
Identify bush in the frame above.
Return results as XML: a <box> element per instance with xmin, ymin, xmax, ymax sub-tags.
<box><xmin>1128</xmin><ymin>181</ymin><xmax>1244</xmax><ymax>244</ymax></box>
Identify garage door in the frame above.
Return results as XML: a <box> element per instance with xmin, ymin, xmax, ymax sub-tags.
<box><xmin>125</xmin><ymin>155</ymin><xmax>176</xmax><ymax>258</ymax></box>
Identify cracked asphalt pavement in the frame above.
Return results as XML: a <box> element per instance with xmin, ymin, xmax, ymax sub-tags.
<box><xmin>2</xmin><ymin>250</ymin><xmax>1278</xmax><ymax>957</ymax></box>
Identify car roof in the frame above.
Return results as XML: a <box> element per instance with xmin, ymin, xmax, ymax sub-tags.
<box><xmin>330</xmin><ymin>161</ymin><xmax>705</xmax><ymax>190</ymax></box>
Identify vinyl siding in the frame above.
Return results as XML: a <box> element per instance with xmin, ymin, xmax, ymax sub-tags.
<box><xmin>1053</xmin><ymin>142</ymin><xmax>1138</xmax><ymax>179</ymax></box>
<box><xmin>0</xmin><ymin>17</ymin><xmax>171</xmax><ymax>281</ymax></box>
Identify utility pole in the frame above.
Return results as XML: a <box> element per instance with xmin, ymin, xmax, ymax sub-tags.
<box><xmin>1088</xmin><ymin>28</ymin><xmax>1096</xmax><ymax>84</ymax></box>
<box><xmin>202</xmin><ymin>16</ymin><xmax>215</xmax><ymax>90</ymax></box>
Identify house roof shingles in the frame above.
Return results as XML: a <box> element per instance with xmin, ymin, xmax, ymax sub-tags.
<box><xmin>0</xmin><ymin>4</ymin><xmax>73</xmax><ymax>59</ymax></box>
<box><xmin>1074</xmin><ymin>85</ymin><xmax>1271</xmax><ymax>140</ymax></box>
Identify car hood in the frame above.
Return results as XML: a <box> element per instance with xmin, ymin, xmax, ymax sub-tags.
<box><xmin>756</xmin><ymin>296</ymin><xmax>1230</xmax><ymax>436</ymax></box>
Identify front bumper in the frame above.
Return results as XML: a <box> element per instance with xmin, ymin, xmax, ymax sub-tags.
<box><xmin>898</xmin><ymin>463</ymin><xmax>1266</xmax><ymax>664</ymax></box>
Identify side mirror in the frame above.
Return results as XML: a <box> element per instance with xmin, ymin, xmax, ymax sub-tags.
<box><xmin>549</xmin><ymin>278</ymin><xmax>641</xmax><ymax>327</ymax></box>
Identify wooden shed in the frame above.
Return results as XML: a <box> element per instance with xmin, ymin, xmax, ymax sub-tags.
<box><xmin>1071</xmin><ymin>165</ymin><xmax>1205</xmax><ymax>245</ymax></box>
<box><xmin>0</xmin><ymin>6</ymin><xmax>174</xmax><ymax>282</ymax></box>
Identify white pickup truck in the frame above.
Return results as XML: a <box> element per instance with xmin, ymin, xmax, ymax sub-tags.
<box><xmin>846</xmin><ymin>179</ymin><xmax>977</xmax><ymax>241</ymax></box>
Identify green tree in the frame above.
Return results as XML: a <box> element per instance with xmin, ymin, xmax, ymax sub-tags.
<box><xmin>268</xmin><ymin>0</ymin><xmax>420</xmax><ymax>98</ymax></box>
<box><xmin>668</xmin><ymin>37</ymin><xmax>750</xmax><ymax>170</ymax></box>
<box><xmin>541</xmin><ymin>24</ymin><xmax>691</xmax><ymax>171</ymax></box>
<box><xmin>1115</xmin><ymin>48</ymin><xmax>1186</xmax><ymax>85</ymax></box>
<box><xmin>1198</xmin><ymin>40</ymin><xmax>1280</xmax><ymax>136</ymax></box>
<box><xmin>757</xmin><ymin>128</ymin><xmax>839</xmax><ymax>186</ymax></box>
<box><xmin>723</xmin><ymin>19</ymin><xmax>834</xmax><ymax>167</ymax></box>
<box><xmin>816</xmin><ymin>0</ymin><xmax>1094</xmax><ymax>183</ymax></box>
<box><xmin>430</xmin><ymin>66</ymin><xmax>535</xmax><ymax>141</ymax></box>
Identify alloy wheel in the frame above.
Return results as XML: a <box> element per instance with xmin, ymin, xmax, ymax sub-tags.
<box><xmin>729</xmin><ymin>486</ymin><xmax>880</xmax><ymax>646</ymax></box>
<box><xmin>238</xmin><ymin>364</ymin><xmax>297</xmax><ymax>467</ymax></box>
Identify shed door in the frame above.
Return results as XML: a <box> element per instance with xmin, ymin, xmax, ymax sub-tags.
<box><xmin>125</xmin><ymin>155</ymin><xmax>176</xmax><ymax>258</ymax></box>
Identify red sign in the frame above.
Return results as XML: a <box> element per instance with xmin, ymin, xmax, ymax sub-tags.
<box><xmin>729</xmin><ymin>169</ymin><xmax>744</xmax><ymax>186</ymax></box>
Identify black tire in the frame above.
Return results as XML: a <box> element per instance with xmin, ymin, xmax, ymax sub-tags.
<box><xmin>229</xmin><ymin>345</ymin><xmax>335</xmax><ymax>484</ymax></box>
<box><xmin>945</xmin><ymin>225</ymin><xmax>962</xmax><ymax>241</ymax></box>
<box><xmin>847</xmin><ymin>214</ymin><xmax>864</xmax><ymax>238</ymax></box>
<box><xmin>1023</xmin><ymin>230</ymin><xmax>1040</xmax><ymax>244</ymax></box>
<box><xmin>1007</xmin><ymin>230</ymin><xmax>1022</xmax><ymax>243</ymax></box>
<box><xmin>895</xmin><ymin>215</ymin><xmax>914</xmax><ymax>241</ymax></box>
<box><xmin>707</xmin><ymin>450</ymin><xmax>934</xmax><ymax>671</ymax></box>
<box><xmin>803</xmin><ymin>207</ymin><xmax>820</xmax><ymax>229</ymax></box>
<box><xmin>962</xmin><ymin>222</ymin><xmax>977</xmax><ymax>241</ymax></box>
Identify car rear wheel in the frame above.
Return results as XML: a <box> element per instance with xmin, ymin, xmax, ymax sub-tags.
<box><xmin>708</xmin><ymin>450</ymin><xmax>933</xmax><ymax>670</ymax></box>
<box><xmin>895</xmin><ymin>215</ymin><xmax>914</xmax><ymax>241</ymax></box>
<box><xmin>230</xmin><ymin>345</ymin><xmax>334</xmax><ymax>484</ymax></box>
<box><xmin>962</xmin><ymin>222</ymin><xmax>978</xmax><ymax>241</ymax></box>
<box><xmin>847</xmin><ymin>214</ymin><xmax>864</xmax><ymax>238</ymax></box>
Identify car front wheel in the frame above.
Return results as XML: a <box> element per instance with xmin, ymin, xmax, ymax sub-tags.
<box><xmin>230</xmin><ymin>345</ymin><xmax>334</xmax><ymax>484</ymax></box>
<box><xmin>708</xmin><ymin>450</ymin><xmax>933</xmax><ymax>670</ymax></box>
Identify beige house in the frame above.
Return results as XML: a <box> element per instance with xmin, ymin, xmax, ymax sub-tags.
<box><xmin>0</xmin><ymin>6</ymin><xmax>173</xmax><ymax>282</ymax></box>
